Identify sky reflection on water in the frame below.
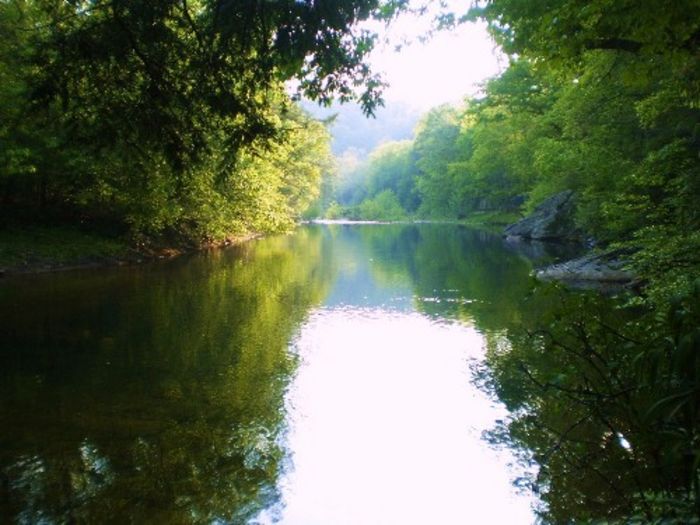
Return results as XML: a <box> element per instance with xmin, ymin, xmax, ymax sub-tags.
<box><xmin>269</xmin><ymin>308</ymin><xmax>535</xmax><ymax>525</ymax></box>
<box><xmin>255</xmin><ymin>224</ymin><xmax>537</xmax><ymax>524</ymax></box>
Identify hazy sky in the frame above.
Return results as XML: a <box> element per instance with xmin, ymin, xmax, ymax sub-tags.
<box><xmin>367</xmin><ymin>5</ymin><xmax>505</xmax><ymax>110</ymax></box>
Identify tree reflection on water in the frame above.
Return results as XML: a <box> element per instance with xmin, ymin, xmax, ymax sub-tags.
<box><xmin>0</xmin><ymin>228</ymin><xmax>332</xmax><ymax>523</ymax></box>
<box><xmin>3</xmin><ymin>223</ymin><xmax>696</xmax><ymax>523</ymax></box>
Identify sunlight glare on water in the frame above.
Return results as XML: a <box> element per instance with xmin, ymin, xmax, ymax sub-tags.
<box><xmin>258</xmin><ymin>306</ymin><xmax>535</xmax><ymax>524</ymax></box>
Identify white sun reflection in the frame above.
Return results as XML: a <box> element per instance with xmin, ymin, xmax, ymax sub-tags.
<box><xmin>256</xmin><ymin>308</ymin><xmax>535</xmax><ymax>524</ymax></box>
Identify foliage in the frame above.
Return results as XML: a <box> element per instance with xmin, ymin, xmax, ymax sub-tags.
<box><xmin>356</xmin><ymin>189</ymin><xmax>407</xmax><ymax>221</ymax></box>
<box><xmin>363</xmin><ymin>141</ymin><xmax>419</xmax><ymax>212</ymax></box>
<box><xmin>336</xmin><ymin>0</ymin><xmax>700</xmax><ymax>300</ymax></box>
<box><xmin>323</xmin><ymin>201</ymin><xmax>346</xmax><ymax>220</ymax></box>
<box><xmin>412</xmin><ymin>105</ymin><xmax>463</xmax><ymax>217</ymax></box>
<box><xmin>330</xmin><ymin>137</ymin><xmax>420</xmax><ymax>219</ymax></box>
<box><xmin>468</xmin><ymin>0</ymin><xmax>700</xmax><ymax>295</ymax></box>
<box><xmin>323</xmin><ymin>189</ymin><xmax>406</xmax><ymax>221</ymax></box>
<box><xmin>446</xmin><ymin>2</ymin><xmax>700</xmax><ymax>522</ymax></box>
<box><xmin>0</xmin><ymin>226</ymin><xmax>128</xmax><ymax>268</ymax></box>
<box><xmin>481</xmin><ymin>281</ymin><xmax>700</xmax><ymax>523</ymax></box>
<box><xmin>0</xmin><ymin>0</ymin><xmax>407</xmax><ymax>242</ymax></box>
<box><xmin>333</xmin><ymin>105</ymin><xmax>463</xmax><ymax>220</ymax></box>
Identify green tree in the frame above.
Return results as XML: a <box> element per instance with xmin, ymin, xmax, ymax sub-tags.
<box><xmin>469</xmin><ymin>0</ymin><xmax>700</xmax><ymax>298</ymax></box>
<box><xmin>413</xmin><ymin>105</ymin><xmax>462</xmax><ymax>217</ymax></box>
<box><xmin>357</xmin><ymin>189</ymin><xmax>407</xmax><ymax>220</ymax></box>
<box><xmin>0</xmin><ymin>0</ymin><xmax>409</xmax><ymax>241</ymax></box>
<box><xmin>364</xmin><ymin>140</ymin><xmax>420</xmax><ymax>211</ymax></box>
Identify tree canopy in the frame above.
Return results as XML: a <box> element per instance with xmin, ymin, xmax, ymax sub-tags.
<box><xmin>0</xmin><ymin>0</ymin><xmax>411</xmax><ymax>242</ymax></box>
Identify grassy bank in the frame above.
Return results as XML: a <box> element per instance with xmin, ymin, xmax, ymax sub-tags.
<box><xmin>0</xmin><ymin>225</ymin><xmax>263</xmax><ymax>276</ymax></box>
<box><xmin>0</xmin><ymin>226</ymin><xmax>131</xmax><ymax>274</ymax></box>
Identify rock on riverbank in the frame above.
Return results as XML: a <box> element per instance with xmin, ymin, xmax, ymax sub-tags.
<box><xmin>536</xmin><ymin>251</ymin><xmax>634</xmax><ymax>285</ymax></box>
<box><xmin>503</xmin><ymin>191</ymin><xmax>635</xmax><ymax>287</ymax></box>
<box><xmin>504</xmin><ymin>190</ymin><xmax>582</xmax><ymax>242</ymax></box>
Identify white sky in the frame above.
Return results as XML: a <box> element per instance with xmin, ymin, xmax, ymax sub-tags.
<box><xmin>366</xmin><ymin>5</ymin><xmax>505</xmax><ymax>110</ymax></box>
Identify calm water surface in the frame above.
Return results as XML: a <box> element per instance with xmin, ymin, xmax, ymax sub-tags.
<box><xmin>0</xmin><ymin>224</ymin><xmax>566</xmax><ymax>523</ymax></box>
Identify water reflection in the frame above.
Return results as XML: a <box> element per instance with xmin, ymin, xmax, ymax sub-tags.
<box><xmin>1</xmin><ymin>223</ymin><xmax>547</xmax><ymax>523</ymax></box>
<box><xmin>479</xmin><ymin>284</ymin><xmax>700</xmax><ymax>523</ymax></box>
<box><xmin>0</xmin><ymin>228</ymin><xmax>332</xmax><ymax>523</ymax></box>
<box><xmin>265</xmin><ymin>308</ymin><xmax>534</xmax><ymax>524</ymax></box>
<box><xmin>257</xmin><ymin>224</ymin><xmax>540</xmax><ymax>523</ymax></box>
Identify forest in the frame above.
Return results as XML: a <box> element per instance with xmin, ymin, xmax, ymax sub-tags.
<box><xmin>2</xmin><ymin>0</ymin><xmax>700</xmax><ymax>522</ymax></box>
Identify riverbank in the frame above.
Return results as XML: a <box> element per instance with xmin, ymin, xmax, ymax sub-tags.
<box><xmin>0</xmin><ymin>212</ymin><xmax>519</xmax><ymax>277</ymax></box>
<box><xmin>0</xmin><ymin>226</ymin><xmax>258</xmax><ymax>276</ymax></box>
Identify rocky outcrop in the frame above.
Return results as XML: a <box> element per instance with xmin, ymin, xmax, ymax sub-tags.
<box><xmin>504</xmin><ymin>190</ymin><xmax>582</xmax><ymax>242</ymax></box>
<box><xmin>536</xmin><ymin>251</ymin><xmax>633</xmax><ymax>284</ymax></box>
<box><xmin>502</xmin><ymin>191</ymin><xmax>635</xmax><ymax>289</ymax></box>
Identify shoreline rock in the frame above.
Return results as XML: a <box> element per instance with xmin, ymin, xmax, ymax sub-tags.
<box><xmin>501</xmin><ymin>190</ymin><xmax>636</xmax><ymax>289</ymax></box>
<box><xmin>504</xmin><ymin>190</ymin><xmax>583</xmax><ymax>242</ymax></box>
<box><xmin>535</xmin><ymin>251</ymin><xmax>634</xmax><ymax>285</ymax></box>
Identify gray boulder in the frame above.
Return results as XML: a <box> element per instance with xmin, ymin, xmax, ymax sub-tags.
<box><xmin>536</xmin><ymin>252</ymin><xmax>633</xmax><ymax>284</ymax></box>
<box><xmin>504</xmin><ymin>190</ymin><xmax>581</xmax><ymax>241</ymax></box>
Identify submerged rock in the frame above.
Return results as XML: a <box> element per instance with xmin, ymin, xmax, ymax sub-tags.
<box><xmin>536</xmin><ymin>251</ymin><xmax>634</xmax><ymax>284</ymax></box>
<box><xmin>504</xmin><ymin>190</ymin><xmax>581</xmax><ymax>242</ymax></box>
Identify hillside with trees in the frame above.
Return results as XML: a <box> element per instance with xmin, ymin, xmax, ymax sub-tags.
<box><xmin>301</xmin><ymin>99</ymin><xmax>421</xmax><ymax>157</ymax></box>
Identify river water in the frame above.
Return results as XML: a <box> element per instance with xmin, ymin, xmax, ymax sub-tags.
<box><xmin>0</xmin><ymin>223</ymin><xmax>573</xmax><ymax>523</ymax></box>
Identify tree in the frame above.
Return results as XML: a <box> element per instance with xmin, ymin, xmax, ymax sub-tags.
<box><xmin>469</xmin><ymin>0</ymin><xmax>700</xmax><ymax>62</ymax></box>
<box><xmin>363</xmin><ymin>140</ymin><xmax>420</xmax><ymax>211</ymax></box>
<box><xmin>356</xmin><ymin>189</ymin><xmax>406</xmax><ymax>220</ymax></box>
<box><xmin>413</xmin><ymin>105</ymin><xmax>462</xmax><ymax>217</ymax></box>
<box><xmin>0</xmin><ymin>0</ymin><xmax>410</xmax><ymax>240</ymax></box>
<box><xmin>469</xmin><ymin>0</ymin><xmax>700</xmax><ymax>299</ymax></box>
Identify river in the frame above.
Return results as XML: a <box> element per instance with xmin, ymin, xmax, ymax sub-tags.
<box><xmin>1</xmin><ymin>223</ymin><xmax>578</xmax><ymax>523</ymax></box>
